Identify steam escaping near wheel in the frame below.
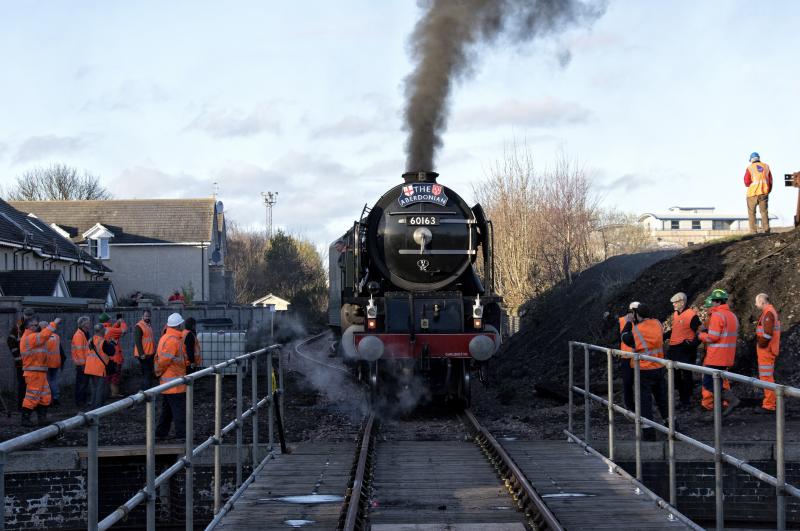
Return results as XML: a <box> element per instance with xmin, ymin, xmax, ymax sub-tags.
<box><xmin>403</xmin><ymin>0</ymin><xmax>608</xmax><ymax>171</ymax></box>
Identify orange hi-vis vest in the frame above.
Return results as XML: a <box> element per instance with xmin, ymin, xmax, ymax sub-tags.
<box><xmin>45</xmin><ymin>333</ymin><xmax>61</xmax><ymax>369</ymax></box>
<box><xmin>631</xmin><ymin>319</ymin><xmax>665</xmax><ymax>370</ymax></box>
<box><xmin>104</xmin><ymin>321</ymin><xmax>127</xmax><ymax>364</ymax></box>
<box><xmin>756</xmin><ymin>304</ymin><xmax>781</xmax><ymax>356</ymax></box>
<box><xmin>85</xmin><ymin>336</ymin><xmax>110</xmax><ymax>377</ymax></box>
<box><xmin>618</xmin><ymin>317</ymin><xmax>633</xmax><ymax>353</ymax></box>
<box><xmin>747</xmin><ymin>162</ymin><xmax>771</xmax><ymax>197</ymax></box>
<box><xmin>669</xmin><ymin>308</ymin><xmax>698</xmax><ymax>345</ymax></box>
<box><xmin>182</xmin><ymin>329</ymin><xmax>202</xmax><ymax>366</ymax></box>
<box><xmin>155</xmin><ymin>328</ymin><xmax>187</xmax><ymax>394</ymax></box>
<box><xmin>71</xmin><ymin>329</ymin><xmax>90</xmax><ymax>367</ymax></box>
<box><xmin>21</xmin><ymin>323</ymin><xmax>57</xmax><ymax>373</ymax></box>
<box><xmin>700</xmin><ymin>304</ymin><xmax>738</xmax><ymax>367</ymax></box>
<box><xmin>134</xmin><ymin>320</ymin><xmax>156</xmax><ymax>358</ymax></box>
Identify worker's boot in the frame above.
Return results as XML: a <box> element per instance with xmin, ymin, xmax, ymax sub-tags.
<box><xmin>20</xmin><ymin>409</ymin><xmax>33</xmax><ymax>427</ymax></box>
<box><xmin>109</xmin><ymin>383</ymin><xmax>122</xmax><ymax>398</ymax></box>
<box><xmin>722</xmin><ymin>390</ymin><xmax>740</xmax><ymax>416</ymax></box>
<box><xmin>37</xmin><ymin>406</ymin><xmax>49</xmax><ymax>426</ymax></box>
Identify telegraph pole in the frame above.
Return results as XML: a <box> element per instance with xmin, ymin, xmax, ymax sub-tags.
<box><xmin>261</xmin><ymin>191</ymin><xmax>278</xmax><ymax>239</ymax></box>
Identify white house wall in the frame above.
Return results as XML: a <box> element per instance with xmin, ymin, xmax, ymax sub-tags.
<box><xmin>0</xmin><ymin>248</ymin><xmax>95</xmax><ymax>281</ymax></box>
<box><xmin>101</xmin><ymin>245</ymin><xmax>209</xmax><ymax>301</ymax></box>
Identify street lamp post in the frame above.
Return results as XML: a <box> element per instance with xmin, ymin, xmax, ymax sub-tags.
<box><xmin>261</xmin><ymin>191</ymin><xmax>278</xmax><ymax>239</ymax></box>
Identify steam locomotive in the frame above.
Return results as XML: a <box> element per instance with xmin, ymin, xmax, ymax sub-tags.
<box><xmin>328</xmin><ymin>171</ymin><xmax>502</xmax><ymax>406</ymax></box>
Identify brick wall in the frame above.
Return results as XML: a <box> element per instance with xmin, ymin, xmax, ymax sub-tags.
<box><xmin>619</xmin><ymin>460</ymin><xmax>800</xmax><ymax>526</ymax></box>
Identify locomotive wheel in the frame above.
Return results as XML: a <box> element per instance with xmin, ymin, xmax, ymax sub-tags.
<box><xmin>458</xmin><ymin>361</ymin><xmax>471</xmax><ymax>408</ymax></box>
<box><xmin>368</xmin><ymin>361</ymin><xmax>379</xmax><ymax>406</ymax></box>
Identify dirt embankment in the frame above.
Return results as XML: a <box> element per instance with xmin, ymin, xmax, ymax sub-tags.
<box><xmin>494</xmin><ymin>228</ymin><xmax>800</xmax><ymax>404</ymax></box>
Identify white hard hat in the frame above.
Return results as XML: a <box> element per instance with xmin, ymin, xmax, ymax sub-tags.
<box><xmin>628</xmin><ymin>301</ymin><xmax>641</xmax><ymax>310</ymax></box>
<box><xmin>167</xmin><ymin>313</ymin><xmax>185</xmax><ymax>327</ymax></box>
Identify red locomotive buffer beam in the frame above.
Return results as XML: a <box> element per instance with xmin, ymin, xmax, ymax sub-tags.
<box><xmin>354</xmin><ymin>332</ymin><xmax>496</xmax><ymax>360</ymax></box>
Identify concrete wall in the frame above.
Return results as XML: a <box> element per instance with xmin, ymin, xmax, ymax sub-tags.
<box><xmin>0</xmin><ymin>301</ymin><xmax>275</xmax><ymax>395</ymax></box>
<box><xmin>650</xmin><ymin>229</ymin><xmax>749</xmax><ymax>248</ymax></box>
<box><xmin>102</xmin><ymin>245</ymin><xmax>208</xmax><ymax>302</ymax></box>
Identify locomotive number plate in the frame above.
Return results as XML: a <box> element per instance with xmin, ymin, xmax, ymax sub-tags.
<box><xmin>405</xmin><ymin>215</ymin><xmax>438</xmax><ymax>226</ymax></box>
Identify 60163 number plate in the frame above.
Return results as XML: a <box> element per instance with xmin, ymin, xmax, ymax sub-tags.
<box><xmin>406</xmin><ymin>215</ymin><xmax>438</xmax><ymax>226</ymax></box>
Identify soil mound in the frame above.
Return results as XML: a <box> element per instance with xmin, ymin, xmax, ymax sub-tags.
<box><xmin>495</xmin><ymin>228</ymin><xmax>800</xmax><ymax>401</ymax></box>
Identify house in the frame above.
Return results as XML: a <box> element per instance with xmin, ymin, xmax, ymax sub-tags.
<box><xmin>638</xmin><ymin>206</ymin><xmax>778</xmax><ymax>247</ymax></box>
<box><xmin>0</xmin><ymin>270</ymin><xmax>70</xmax><ymax>297</ymax></box>
<box><xmin>11</xmin><ymin>198</ymin><xmax>230</xmax><ymax>303</ymax></box>
<box><xmin>67</xmin><ymin>281</ymin><xmax>118</xmax><ymax>307</ymax></box>
<box><xmin>252</xmin><ymin>293</ymin><xmax>291</xmax><ymax>311</ymax></box>
<box><xmin>0</xmin><ymin>198</ymin><xmax>108</xmax><ymax>281</ymax></box>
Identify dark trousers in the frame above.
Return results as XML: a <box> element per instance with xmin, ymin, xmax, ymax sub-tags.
<box><xmin>74</xmin><ymin>366</ymin><xmax>89</xmax><ymax>407</ymax></box>
<box><xmin>156</xmin><ymin>393</ymin><xmax>186</xmax><ymax>439</ymax></box>
<box><xmin>667</xmin><ymin>343</ymin><xmax>697</xmax><ymax>406</ymax></box>
<box><xmin>139</xmin><ymin>357</ymin><xmax>156</xmax><ymax>391</ymax></box>
<box><xmin>15</xmin><ymin>365</ymin><xmax>25</xmax><ymax>410</ymax></box>
<box><xmin>639</xmin><ymin>367</ymin><xmax>669</xmax><ymax>423</ymax></box>
<box><xmin>88</xmin><ymin>375</ymin><xmax>107</xmax><ymax>411</ymax></box>
<box><xmin>619</xmin><ymin>359</ymin><xmax>634</xmax><ymax>410</ymax></box>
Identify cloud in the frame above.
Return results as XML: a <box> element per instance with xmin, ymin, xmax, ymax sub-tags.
<box><xmin>186</xmin><ymin>103</ymin><xmax>280</xmax><ymax>138</ymax></box>
<box><xmin>597</xmin><ymin>173</ymin><xmax>657</xmax><ymax>194</ymax></box>
<box><xmin>80</xmin><ymin>80</ymin><xmax>173</xmax><ymax>113</ymax></box>
<box><xmin>453</xmin><ymin>98</ymin><xmax>591</xmax><ymax>130</ymax></box>
<box><xmin>311</xmin><ymin>116</ymin><xmax>384</xmax><ymax>139</ymax></box>
<box><xmin>0</xmin><ymin>142</ymin><xmax>7</xmax><ymax>159</ymax></box>
<box><xmin>13</xmin><ymin>135</ymin><xmax>88</xmax><ymax>163</ymax></box>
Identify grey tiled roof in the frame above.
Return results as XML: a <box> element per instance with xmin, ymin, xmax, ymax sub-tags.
<box><xmin>66</xmin><ymin>281</ymin><xmax>113</xmax><ymax>300</ymax></box>
<box><xmin>0</xmin><ymin>270</ymin><xmax>65</xmax><ymax>297</ymax></box>
<box><xmin>10</xmin><ymin>198</ymin><xmax>216</xmax><ymax>244</ymax></box>
<box><xmin>0</xmin><ymin>198</ymin><xmax>106</xmax><ymax>272</ymax></box>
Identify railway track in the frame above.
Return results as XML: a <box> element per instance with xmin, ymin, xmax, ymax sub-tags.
<box><xmin>338</xmin><ymin>409</ymin><xmax>562</xmax><ymax>531</ymax></box>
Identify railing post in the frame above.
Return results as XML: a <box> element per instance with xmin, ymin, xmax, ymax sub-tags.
<box><xmin>776</xmin><ymin>385</ymin><xmax>786</xmax><ymax>531</ymax></box>
<box><xmin>146</xmin><ymin>396</ymin><xmax>156</xmax><ymax>531</ymax></box>
<box><xmin>583</xmin><ymin>344</ymin><xmax>591</xmax><ymax>445</ymax></box>
<box><xmin>185</xmin><ymin>380</ymin><xmax>194</xmax><ymax>531</ymax></box>
<box><xmin>606</xmin><ymin>348</ymin><xmax>614</xmax><ymax>462</ymax></box>
<box><xmin>568</xmin><ymin>343</ymin><xmax>574</xmax><ymax>436</ymax></box>
<box><xmin>87</xmin><ymin>416</ymin><xmax>99</xmax><ymax>531</ymax></box>
<box><xmin>236</xmin><ymin>359</ymin><xmax>243</xmax><ymax>487</ymax></box>
<box><xmin>268</xmin><ymin>351</ymin><xmax>274</xmax><ymax>449</ymax></box>
<box><xmin>214</xmin><ymin>371</ymin><xmax>223</xmax><ymax>514</ymax></box>
<box><xmin>278</xmin><ymin>347</ymin><xmax>285</xmax><ymax>423</ymax></box>
<box><xmin>667</xmin><ymin>361</ymin><xmax>676</xmax><ymax>508</ymax></box>
<box><xmin>713</xmin><ymin>372</ymin><xmax>724</xmax><ymax>531</ymax></box>
<box><xmin>252</xmin><ymin>351</ymin><xmax>260</xmax><ymax>466</ymax></box>
<box><xmin>633</xmin><ymin>352</ymin><xmax>642</xmax><ymax>482</ymax></box>
<box><xmin>0</xmin><ymin>452</ymin><xmax>5</xmax><ymax>531</ymax></box>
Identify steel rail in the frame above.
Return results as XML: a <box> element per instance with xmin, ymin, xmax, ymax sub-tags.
<box><xmin>341</xmin><ymin>413</ymin><xmax>376</xmax><ymax>531</ymax></box>
<box><xmin>294</xmin><ymin>330</ymin><xmax>351</xmax><ymax>375</ymax></box>
<box><xmin>462</xmin><ymin>409</ymin><xmax>564</xmax><ymax>531</ymax></box>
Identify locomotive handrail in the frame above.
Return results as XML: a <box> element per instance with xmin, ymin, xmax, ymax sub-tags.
<box><xmin>0</xmin><ymin>344</ymin><xmax>284</xmax><ymax>531</ymax></box>
<box><xmin>567</xmin><ymin>341</ymin><xmax>799</xmax><ymax>531</ymax></box>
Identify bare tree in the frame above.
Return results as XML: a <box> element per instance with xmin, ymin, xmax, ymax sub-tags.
<box><xmin>7</xmin><ymin>164</ymin><xmax>111</xmax><ymax>200</ymax></box>
<box><xmin>592</xmin><ymin>208</ymin><xmax>655</xmax><ymax>260</ymax></box>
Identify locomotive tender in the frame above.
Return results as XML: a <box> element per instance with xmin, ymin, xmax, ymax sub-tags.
<box><xmin>328</xmin><ymin>171</ymin><xmax>502</xmax><ymax>405</ymax></box>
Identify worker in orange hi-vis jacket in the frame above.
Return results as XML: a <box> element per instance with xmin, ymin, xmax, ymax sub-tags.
<box><xmin>20</xmin><ymin>318</ymin><xmax>61</xmax><ymax>426</ymax></box>
<box><xmin>697</xmin><ymin>289</ymin><xmax>740</xmax><ymax>416</ymax></box>
<box><xmin>754</xmin><ymin>293</ymin><xmax>781</xmax><ymax>413</ymax></box>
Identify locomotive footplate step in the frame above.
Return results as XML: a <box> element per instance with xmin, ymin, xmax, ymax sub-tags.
<box><xmin>214</xmin><ymin>442</ymin><xmax>354</xmax><ymax>530</ymax></box>
<box><xmin>501</xmin><ymin>441</ymin><xmax>692</xmax><ymax>530</ymax></box>
<box><xmin>372</xmin><ymin>524</ymin><xmax>526</xmax><ymax>530</ymax></box>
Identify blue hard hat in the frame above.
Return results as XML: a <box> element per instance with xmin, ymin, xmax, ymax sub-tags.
<box><xmin>750</xmin><ymin>152</ymin><xmax>760</xmax><ymax>161</ymax></box>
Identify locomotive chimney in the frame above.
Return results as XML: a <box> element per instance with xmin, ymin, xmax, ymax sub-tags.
<box><xmin>402</xmin><ymin>171</ymin><xmax>439</xmax><ymax>183</ymax></box>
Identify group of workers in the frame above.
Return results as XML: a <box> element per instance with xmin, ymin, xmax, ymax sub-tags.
<box><xmin>617</xmin><ymin>289</ymin><xmax>781</xmax><ymax>440</ymax></box>
<box><xmin>7</xmin><ymin>309</ymin><xmax>201</xmax><ymax>439</ymax></box>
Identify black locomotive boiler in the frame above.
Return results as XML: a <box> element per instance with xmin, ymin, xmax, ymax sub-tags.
<box><xmin>328</xmin><ymin>171</ymin><xmax>502</xmax><ymax>405</ymax></box>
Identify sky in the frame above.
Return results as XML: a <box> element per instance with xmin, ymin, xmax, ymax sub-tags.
<box><xmin>1</xmin><ymin>1</ymin><xmax>799</xmax><ymax>252</ymax></box>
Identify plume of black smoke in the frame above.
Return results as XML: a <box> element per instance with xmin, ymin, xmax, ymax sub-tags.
<box><xmin>403</xmin><ymin>0</ymin><xmax>607</xmax><ymax>172</ymax></box>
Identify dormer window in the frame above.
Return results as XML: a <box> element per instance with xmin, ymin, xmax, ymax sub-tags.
<box><xmin>82</xmin><ymin>223</ymin><xmax>114</xmax><ymax>260</ymax></box>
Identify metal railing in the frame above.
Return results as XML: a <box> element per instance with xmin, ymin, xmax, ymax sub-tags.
<box><xmin>567</xmin><ymin>341</ymin><xmax>800</xmax><ymax>531</ymax></box>
<box><xmin>0</xmin><ymin>344</ymin><xmax>283</xmax><ymax>531</ymax></box>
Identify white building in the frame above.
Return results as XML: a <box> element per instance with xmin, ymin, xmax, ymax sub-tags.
<box><xmin>638</xmin><ymin>206</ymin><xmax>777</xmax><ymax>248</ymax></box>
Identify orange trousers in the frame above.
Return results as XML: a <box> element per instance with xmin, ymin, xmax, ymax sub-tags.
<box><xmin>701</xmin><ymin>366</ymin><xmax>730</xmax><ymax>411</ymax></box>
<box><xmin>757</xmin><ymin>349</ymin><xmax>777</xmax><ymax>411</ymax></box>
<box><xmin>22</xmin><ymin>371</ymin><xmax>52</xmax><ymax>410</ymax></box>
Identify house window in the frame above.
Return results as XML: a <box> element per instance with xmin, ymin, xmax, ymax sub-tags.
<box><xmin>692</xmin><ymin>220</ymin><xmax>701</xmax><ymax>230</ymax></box>
<box><xmin>89</xmin><ymin>238</ymin><xmax>110</xmax><ymax>259</ymax></box>
<box><xmin>670</xmin><ymin>220</ymin><xmax>679</xmax><ymax>230</ymax></box>
<box><xmin>713</xmin><ymin>220</ymin><xmax>732</xmax><ymax>230</ymax></box>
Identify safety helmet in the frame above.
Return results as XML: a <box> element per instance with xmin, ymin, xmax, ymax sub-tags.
<box><xmin>710</xmin><ymin>288</ymin><xmax>729</xmax><ymax>301</ymax></box>
<box><xmin>628</xmin><ymin>301</ymin><xmax>641</xmax><ymax>310</ymax></box>
<box><xmin>749</xmin><ymin>152</ymin><xmax>760</xmax><ymax>162</ymax></box>
<box><xmin>703</xmin><ymin>296</ymin><xmax>713</xmax><ymax>308</ymax></box>
<box><xmin>167</xmin><ymin>312</ymin><xmax>185</xmax><ymax>327</ymax></box>
<box><xmin>98</xmin><ymin>312</ymin><xmax>110</xmax><ymax>323</ymax></box>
